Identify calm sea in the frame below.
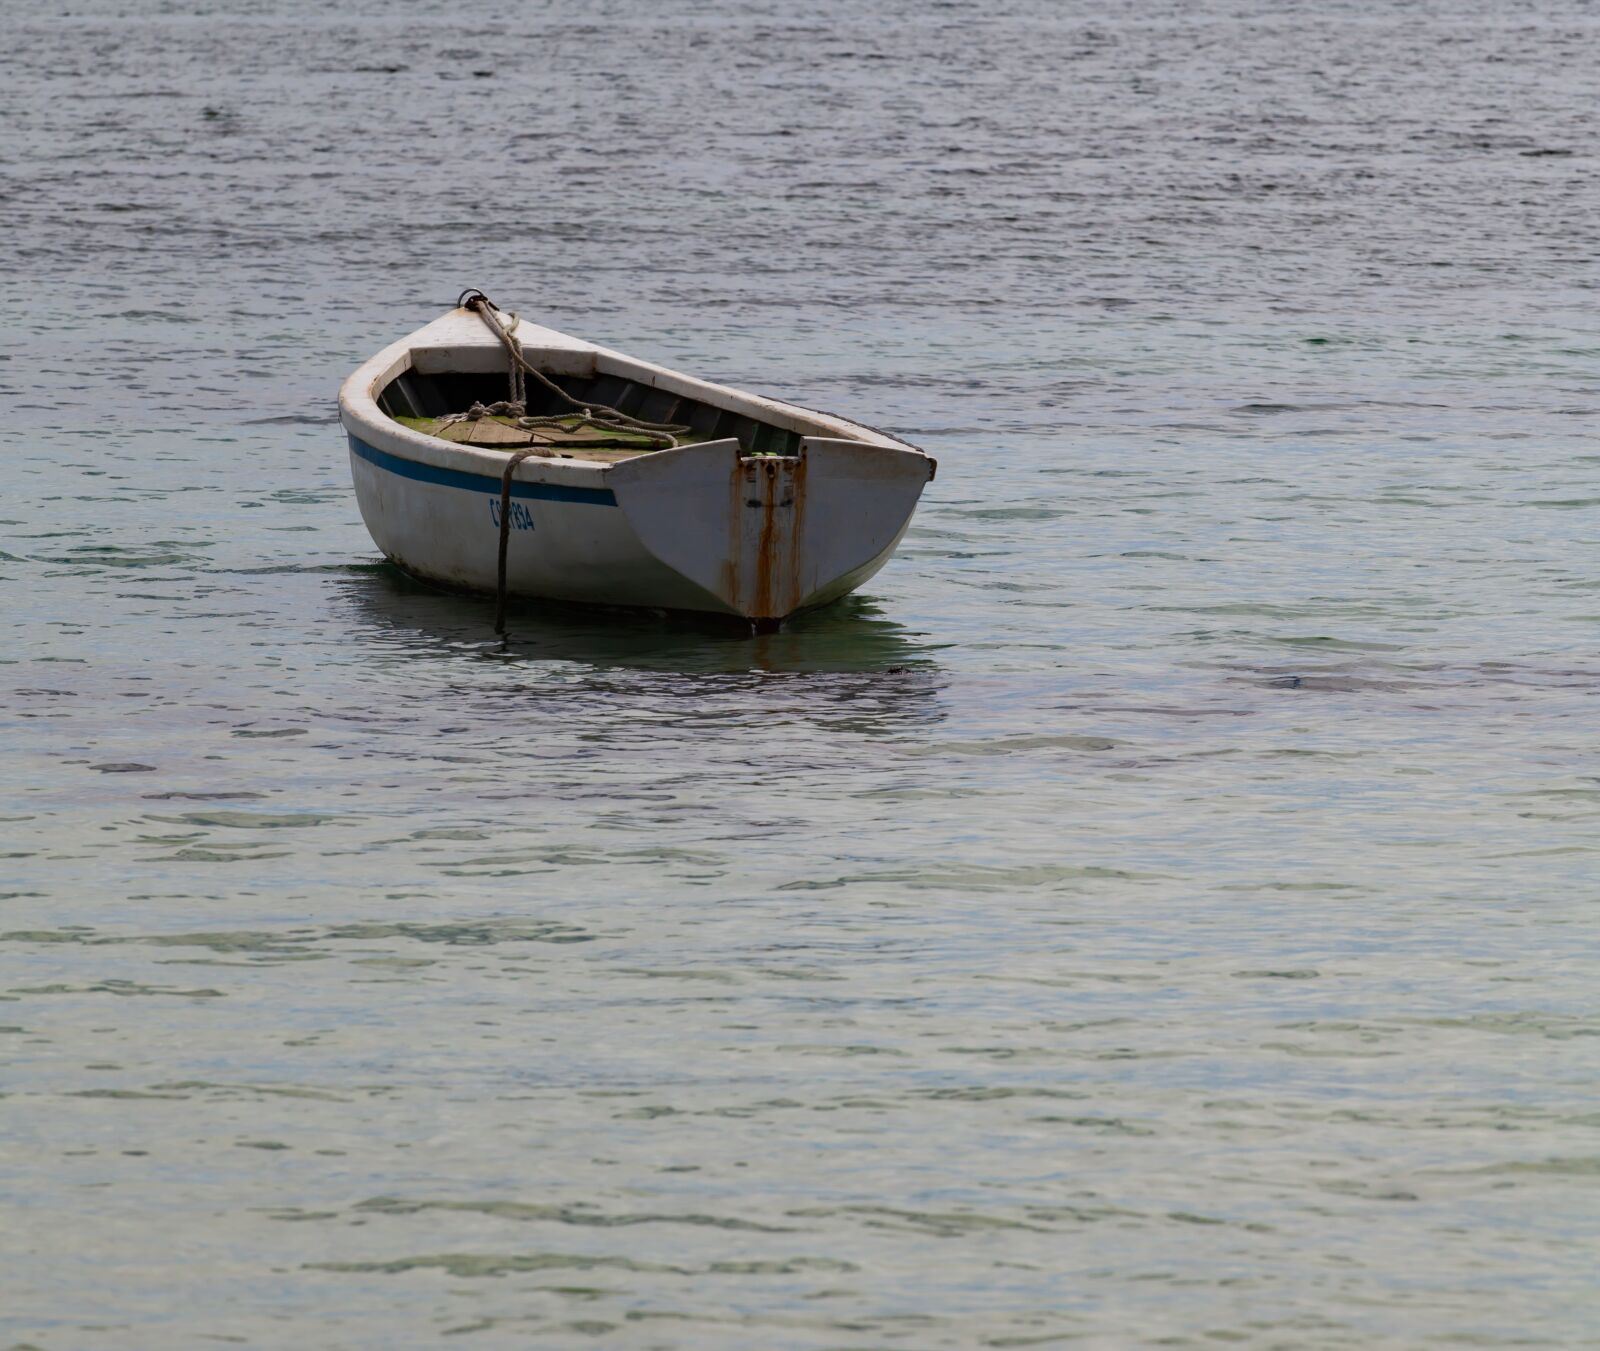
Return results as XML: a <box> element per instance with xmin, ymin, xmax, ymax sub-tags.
<box><xmin>3</xmin><ymin>1</ymin><xmax>1597</xmax><ymax>1345</ymax></box>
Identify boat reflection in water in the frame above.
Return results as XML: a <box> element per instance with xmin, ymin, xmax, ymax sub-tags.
<box><xmin>335</xmin><ymin>563</ymin><xmax>948</xmax><ymax>739</ymax></box>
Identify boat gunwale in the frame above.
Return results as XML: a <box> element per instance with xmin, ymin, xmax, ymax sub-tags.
<box><xmin>338</xmin><ymin>306</ymin><xmax>927</xmax><ymax>489</ymax></box>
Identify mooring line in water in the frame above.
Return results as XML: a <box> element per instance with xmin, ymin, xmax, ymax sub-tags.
<box><xmin>496</xmin><ymin>448</ymin><xmax>541</xmax><ymax>636</ymax></box>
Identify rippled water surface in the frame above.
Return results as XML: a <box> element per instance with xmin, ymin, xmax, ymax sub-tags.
<box><xmin>4</xmin><ymin>1</ymin><xmax>1599</xmax><ymax>1346</ymax></box>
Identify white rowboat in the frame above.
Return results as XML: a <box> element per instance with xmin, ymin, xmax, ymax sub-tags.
<box><xmin>338</xmin><ymin>296</ymin><xmax>936</xmax><ymax>629</ymax></box>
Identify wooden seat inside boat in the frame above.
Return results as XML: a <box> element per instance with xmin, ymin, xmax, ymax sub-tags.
<box><xmin>379</xmin><ymin>367</ymin><xmax>806</xmax><ymax>461</ymax></box>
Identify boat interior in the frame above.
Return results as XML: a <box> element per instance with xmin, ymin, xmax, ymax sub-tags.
<box><xmin>379</xmin><ymin>366</ymin><xmax>809</xmax><ymax>461</ymax></box>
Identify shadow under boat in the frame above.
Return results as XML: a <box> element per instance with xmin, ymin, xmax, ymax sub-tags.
<box><xmin>337</xmin><ymin>561</ymin><xmax>947</xmax><ymax>678</ymax></box>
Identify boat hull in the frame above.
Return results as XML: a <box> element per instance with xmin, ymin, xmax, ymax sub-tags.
<box><xmin>347</xmin><ymin>430</ymin><xmax>925</xmax><ymax>622</ymax></box>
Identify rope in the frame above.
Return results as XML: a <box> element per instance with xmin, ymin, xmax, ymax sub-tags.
<box><xmin>495</xmin><ymin>448</ymin><xmax>541</xmax><ymax>636</ymax></box>
<box><xmin>442</xmin><ymin>401</ymin><xmax>681</xmax><ymax>451</ymax></box>
<box><xmin>459</xmin><ymin>292</ymin><xmax>688</xmax><ymax>447</ymax></box>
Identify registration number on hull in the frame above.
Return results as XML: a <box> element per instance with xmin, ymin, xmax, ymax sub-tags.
<box><xmin>489</xmin><ymin>499</ymin><xmax>535</xmax><ymax>532</ymax></box>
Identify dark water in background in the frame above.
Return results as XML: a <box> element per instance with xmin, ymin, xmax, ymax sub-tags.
<box><xmin>3</xmin><ymin>1</ymin><xmax>1599</xmax><ymax>1345</ymax></box>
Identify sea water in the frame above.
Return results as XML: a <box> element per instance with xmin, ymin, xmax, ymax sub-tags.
<box><xmin>2</xmin><ymin>1</ymin><xmax>1597</xmax><ymax>1345</ymax></box>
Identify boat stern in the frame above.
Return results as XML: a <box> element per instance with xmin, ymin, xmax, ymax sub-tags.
<box><xmin>607</xmin><ymin>437</ymin><xmax>934</xmax><ymax>625</ymax></box>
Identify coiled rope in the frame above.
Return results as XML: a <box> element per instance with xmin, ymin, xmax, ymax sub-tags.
<box><xmin>455</xmin><ymin>290</ymin><xmax>687</xmax><ymax>450</ymax></box>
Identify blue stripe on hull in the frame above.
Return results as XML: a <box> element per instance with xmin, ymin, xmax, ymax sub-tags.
<box><xmin>349</xmin><ymin>434</ymin><xmax>618</xmax><ymax>507</ymax></box>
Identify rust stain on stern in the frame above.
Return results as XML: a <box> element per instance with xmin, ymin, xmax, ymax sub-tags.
<box><xmin>733</xmin><ymin>453</ymin><xmax>806</xmax><ymax>625</ymax></box>
<box><xmin>788</xmin><ymin>450</ymin><xmax>808</xmax><ymax>620</ymax></box>
<box><xmin>607</xmin><ymin>434</ymin><xmax>925</xmax><ymax>625</ymax></box>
